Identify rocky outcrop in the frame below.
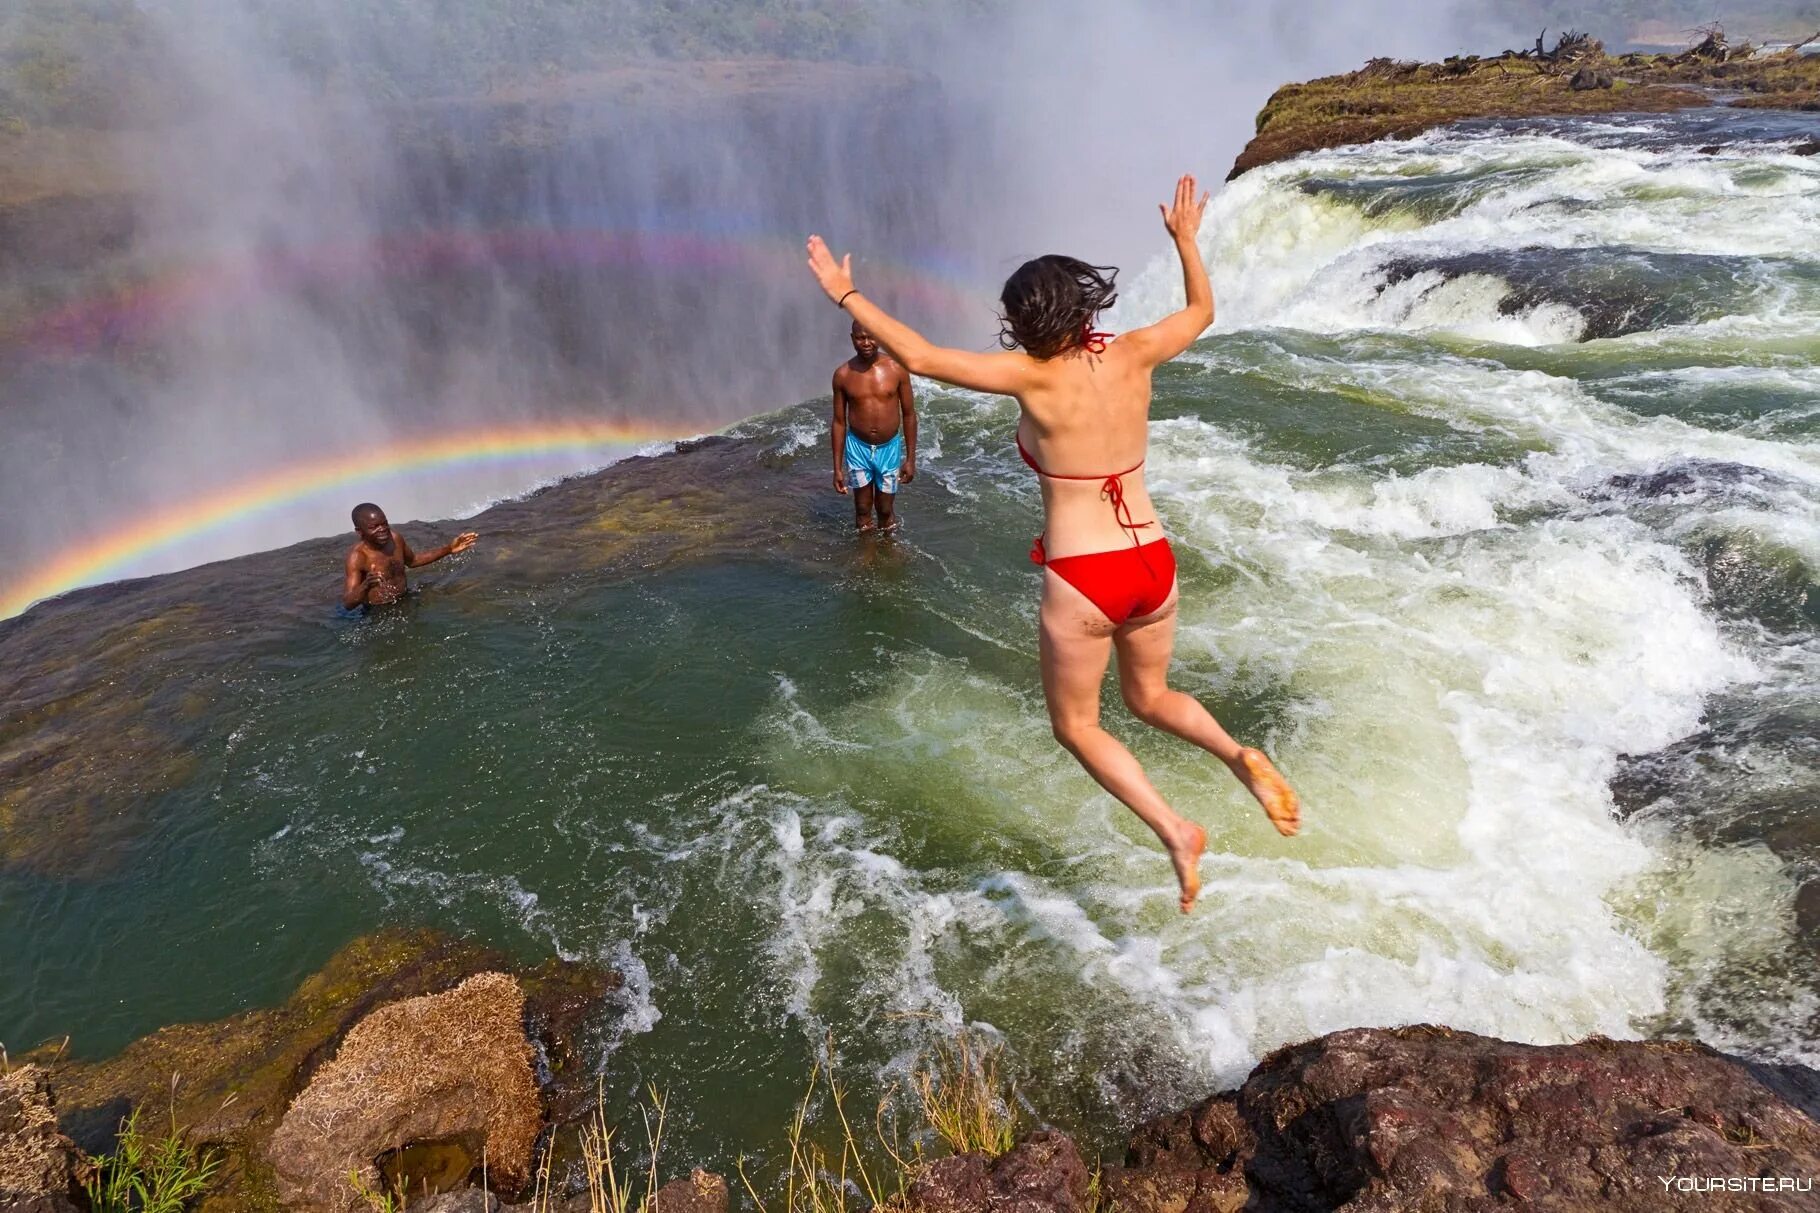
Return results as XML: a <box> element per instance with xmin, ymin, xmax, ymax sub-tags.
<box><xmin>28</xmin><ymin>958</ymin><xmax>1820</xmax><ymax>1213</ymax></box>
<box><xmin>0</xmin><ymin>1066</ymin><xmax>88</xmax><ymax>1213</ymax></box>
<box><xmin>1105</xmin><ymin>1097</ymin><xmax>1253</xmax><ymax>1213</ymax></box>
<box><xmin>266</xmin><ymin>972</ymin><xmax>542</xmax><ymax>1211</ymax></box>
<box><xmin>1104</xmin><ymin>1026</ymin><xmax>1820</xmax><ymax>1212</ymax></box>
<box><xmin>30</xmin><ymin>928</ymin><xmax>617</xmax><ymax>1212</ymax></box>
<box><xmin>1569</xmin><ymin>65</ymin><xmax>1615</xmax><ymax>90</ymax></box>
<box><xmin>908</xmin><ymin>1129</ymin><xmax>1091</xmax><ymax>1213</ymax></box>
<box><xmin>1230</xmin><ymin>32</ymin><xmax>1820</xmax><ymax>178</ymax></box>
<box><xmin>902</xmin><ymin>1027</ymin><xmax>1820</xmax><ymax>1213</ymax></box>
<box><xmin>651</xmin><ymin>1168</ymin><xmax>732</xmax><ymax>1213</ymax></box>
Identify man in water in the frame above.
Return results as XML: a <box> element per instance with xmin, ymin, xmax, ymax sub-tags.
<box><xmin>832</xmin><ymin>320</ymin><xmax>916</xmax><ymax>532</ymax></box>
<box><xmin>341</xmin><ymin>503</ymin><xmax>478</xmax><ymax>610</ymax></box>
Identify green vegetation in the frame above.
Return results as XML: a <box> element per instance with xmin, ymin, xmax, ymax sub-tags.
<box><xmin>349</xmin><ymin>1169</ymin><xmax>404</xmax><ymax>1213</ymax></box>
<box><xmin>84</xmin><ymin>1104</ymin><xmax>223</xmax><ymax>1213</ymax></box>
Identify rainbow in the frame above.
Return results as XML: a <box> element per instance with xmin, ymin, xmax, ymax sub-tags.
<box><xmin>0</xmin><ymin>221</ymin><xmax>989</xmax><ymax>618</ymax></box>
<box><xmin>5</xmin><ymin>226</ymin><xmax>986</xmax><ymax>354</ymax></box>
<box><xmin>0</xmin><ymin>419</ymin><xmax>691</xmax><ymax>620</ymax></box>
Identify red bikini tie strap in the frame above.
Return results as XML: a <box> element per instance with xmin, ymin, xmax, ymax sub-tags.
<box><xmin>1082</xmin><ymin>323</ymin><xmax>1112</xmax><ymax>354</ymax></box>
<box><xmin>1101</xmin><ymin>474</ymin><xmax>1153</xmax><ymax>548</ymax></box>
<box><xmin>1103</xmin><ymin>473</ymin><xmax>1158</xmax><ymax>579</ymax></box>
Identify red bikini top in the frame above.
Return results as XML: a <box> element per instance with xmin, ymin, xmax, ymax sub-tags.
<box><xmin>1016</xmin><ymin>431</ymin><xmax>1152</xmax><ymax>549</ymax></box>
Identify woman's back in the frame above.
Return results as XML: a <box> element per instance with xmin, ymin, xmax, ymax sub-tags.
<box><xmin>1015</xmin><ymin>339</ymin><xmax>1161</xmax><ymax>560</ymax></box>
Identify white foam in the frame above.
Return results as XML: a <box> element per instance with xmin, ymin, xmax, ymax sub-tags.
<box><xmin>730</xmin><ymin>158</ymin><xmax>1820</xmax><ymax>1081</ymax></box>
<box><xmin>1114</xmin><ymin>126</ymin><xmax>1820</xmax><ymax>346</ymax></box>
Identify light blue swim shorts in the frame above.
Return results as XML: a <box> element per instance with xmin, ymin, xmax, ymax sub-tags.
<box><xmin>844</xmin><ymin>431</ymin><xmax>906</xmax><ymax>494</ymax></box>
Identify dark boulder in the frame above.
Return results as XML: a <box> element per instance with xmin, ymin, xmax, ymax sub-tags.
<box><xmin>1107</xmin><ymin>1026</ymin><xmax>1820</xmax><ymax>1212</ymax></box>
<box><xmin>1104</xmin><ymin>1095</ymin><xmax>1253</xmax><ymax>1213</ymax></box>
<box><xmin>1598</xmin><ymin>459</ymin><xmax>1788</xmax><ymax>502</ymax></box>
<box><xmin>652</xmin><ymin>1168</ymin><xmax>731</xmax><ymax>1213</ymax></box>
<box><xmin>909</xmin><ymin>1129</ymin><xmax>1091</xmax><ymax>1213</ymax></box>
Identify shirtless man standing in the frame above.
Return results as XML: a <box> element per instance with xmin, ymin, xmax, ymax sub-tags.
<box><xmin>832</xmin><ymin>321</ymin><xmax>916</xmax><ymax>532</ymax></box>
<box><xmin>341</xmin><ymin>503</ymin><xmax>478</xmax><ymax>611</ymax></box>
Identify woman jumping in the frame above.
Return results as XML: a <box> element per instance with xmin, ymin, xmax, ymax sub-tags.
<box><xmin>805</xmin><ymin>173</ymin><xmax>1299</xmax><ymax>913</ymax></box>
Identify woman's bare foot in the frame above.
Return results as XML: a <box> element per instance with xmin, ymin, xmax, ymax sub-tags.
<box><xmin>1235</xmin><ymin>748</ymin><xmax>1300</xmax><ymax>836</ymax></box>
<box><xmin>1167</xmin><ymin>821</ymin><xmax>1207</xmax><ymax>913</ymax></box>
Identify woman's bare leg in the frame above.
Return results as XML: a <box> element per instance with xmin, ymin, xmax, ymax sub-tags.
<box><xmin>1115</xmin><ymin>589</ymin><xmax>1300</xmax><ymax>836</ymax></box>
<box><xmin>1040</xmin><ymin>572</ymin><xmax>1207</xmax><ymax>912</ymax></box>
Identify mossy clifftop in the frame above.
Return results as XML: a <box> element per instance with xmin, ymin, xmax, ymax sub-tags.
<box><xmin>1231</xmin><ymin>30</ymin><xmax>1820</xmax><ymax>179</ymax></box>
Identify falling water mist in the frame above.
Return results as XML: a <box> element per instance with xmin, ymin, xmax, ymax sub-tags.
<box><xmin>0</xmin><ymin>0</ymin><xmax>1525</xmax><ymax>608</ymax></box>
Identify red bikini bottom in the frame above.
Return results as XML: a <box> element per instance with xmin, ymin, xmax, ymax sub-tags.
<box><xmin>1030</xmin><ymin>535</ymin><xmax>1177</xmax><ymax>625</ymax></box>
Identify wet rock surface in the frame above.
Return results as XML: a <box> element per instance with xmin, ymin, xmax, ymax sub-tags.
<box><xmin>1100</xmin><ymin>1026</ymin><xmax>1820</xmax><ymax>1212</ymax></box>
<box><xmin>23</xmin><ymin>1005</ymin><xmax>1820</xmax><ymax>1212</ymax></box>
<box><xmin>1598</xmin><ymin>458</ymin><xmax>1795</xmax><ymax>502</ymax></box>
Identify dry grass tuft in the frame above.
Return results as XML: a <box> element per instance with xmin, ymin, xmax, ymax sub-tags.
<box><xmin>525</xmin><ymin>1082</ymin><xmax>669</xmax><ymax>1213</ymax></box>
<box><xmin>911</xmin><ymin>1032</ymin><xmax>1018</xmax><ymax>1159</ymax></box>
<box><xmin>728</xmin><ymin>1029</ymin><xmax>1021</xmax><ymax>1213</ymax></box>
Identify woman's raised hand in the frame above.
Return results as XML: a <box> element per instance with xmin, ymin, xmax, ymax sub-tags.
<box><xmin>1159</xmin><ymin>174</ymin><xmax>1210</xmax><ymax>244</ymax></box>
<box><xmin>806</xmin><ymin>235</ymin><xmax>856</xmax><ymax>304</ymax></box>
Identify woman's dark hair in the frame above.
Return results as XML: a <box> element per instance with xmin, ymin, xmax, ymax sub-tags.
<box><xmin>997</xmin><ymin>255</ymin><xmax>1119</xmax><ymax>359</ymax></box>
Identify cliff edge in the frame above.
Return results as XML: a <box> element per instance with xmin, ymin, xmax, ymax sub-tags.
<box><xmin>1231</xmin><ymin>28</ymin><xmax>1820</xmax><ymax>179</ymax></box>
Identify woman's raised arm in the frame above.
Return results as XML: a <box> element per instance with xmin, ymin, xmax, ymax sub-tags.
<box><xmin>806</xmin><ymin>235</ymin><xmax>1034</xmax><ymax>397</ymax></box>
<box><xmin>1121</xmin><ymin>175</ymin><xmax>1215</xmax><ymax>367</ymax></box>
